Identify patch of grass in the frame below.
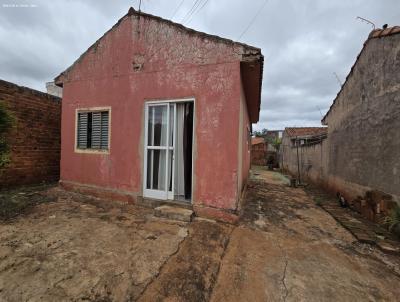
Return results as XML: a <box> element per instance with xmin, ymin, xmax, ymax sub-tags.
<box><xmin>99</xmin><ymin>214</ymin><xmax>110</xmax><ymax>221</ymax></box>
<box><xmin>383</xmin><ymin>204</ymin><xmax>400</xmax><ymax>232</ymax></box>
<box><xmin>272</xmin><ymin>172</ymin><xmax>290</xmax><ymax>185</ymax></box>
<box><xmin>0</xmin><ymin>184</ymin><xmax>56</xmax><ymax>220</ymax></box>
<box><xmin>0</xmin><ymin>101</ymin><xmax>16</xmax><ymax>169</ymax></box>
<box><xmin>314</xmin><ymin>197</ymin><xmax>323</xmax><ymax>206</ymax></box>
<box><xmin>272</xmin><ymin>175</ymin><xmax>282</xmax><ymax>181</ymax></box>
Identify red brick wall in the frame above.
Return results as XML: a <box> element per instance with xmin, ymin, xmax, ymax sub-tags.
<box><xmin>251</xmin><ymin>143</ymin><xmax>267</xmax><ymax>166</ymax></box>
<box><xmin>0</xmin><ymin>79</ymin><xmax>61</xmax><ymax>188</ymax></box>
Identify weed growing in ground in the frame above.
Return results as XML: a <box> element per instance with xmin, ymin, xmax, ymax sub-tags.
<box><xmin>383</xmin><ymin>204</ymin><xmax>400</xmax><ymax>232</ymax></box>
<box><xmin>0</xmin><ymin>102</ymin><xmax>15</xmax><ymax>169</ymax></box>
<box><xmin>314</xmin><ymin>197</ymin><xmax>323</xmax><ymax>206</ymax></box>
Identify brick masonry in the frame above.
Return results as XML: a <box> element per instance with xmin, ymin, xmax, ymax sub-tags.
<box><xmin>306</xmin><ymin>186</ymin><xmax>400</xmax><ymax>254</ymax></box>
<box><xmin>251</xmin><ymin>142</ymin><xmax>267</xmax><ymax>166</ymax></box>
<box><xmin>0</xmin><ymin>79</ymin><xmax>61</xmax><ymax>188</ymax></box>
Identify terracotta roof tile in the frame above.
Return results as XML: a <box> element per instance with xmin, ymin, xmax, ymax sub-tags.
<box><xmin>284</xmin><ymin>127</ymin><xmax>327</xmax><ymax>138</ymax></box>
<box><xmin>251</xmin><ymin>137</ymin><xmax>265</xmax><ymax>145</ymax></box>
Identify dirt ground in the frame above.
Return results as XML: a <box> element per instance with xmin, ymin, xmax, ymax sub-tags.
<box><xmin>1</xmin><ymin>168</ymin><xmax>399</xmax><ymax>301</ymax></box>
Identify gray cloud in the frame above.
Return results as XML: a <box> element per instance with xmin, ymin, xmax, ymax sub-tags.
<box><xmin>0</xmin><ymin>0</ymin><xmax>399</xmax><ymax>130</ymax></box>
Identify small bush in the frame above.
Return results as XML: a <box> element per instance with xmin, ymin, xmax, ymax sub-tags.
<box><xmin>314</xmin><ymin>197</ymin><xmax>323</xmax><ymax>206</ymax></box>
<box><xmin>0</xmin><ymin>102</ymin><xmax>15</xmax><ymax>168</ymax></box>
<box><xmin>383</xmin><ymin>204</ymin><xmax>400</xmax><ymax>231</ymax></box>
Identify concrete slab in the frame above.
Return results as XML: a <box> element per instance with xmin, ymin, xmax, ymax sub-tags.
<box><xmin>211</xmin><ymin>171</ymin><xmax>400</xmax><ymax>302</ymax></box>
<box><xmin>154</xmin><ymin>205</ymin><xmax>194</xmax><ymax>222</ymax></box>
<box><xmin>2</xmin><ymin>173</ymin><xmax>400</xmax><ymax>301</ymax></box>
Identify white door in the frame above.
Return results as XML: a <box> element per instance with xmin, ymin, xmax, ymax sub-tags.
<box><xmin>143</xmin><ymin>103</ymin><xmax>176</xmax><ymax>200</ymax></box>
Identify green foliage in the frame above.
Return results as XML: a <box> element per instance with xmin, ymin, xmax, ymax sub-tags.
<box><xmin>314</xmin><ymin>197</ymin><xmax>323</xmax><ymax>206</ymax></box>
<box><xmin>253</xmin><ymin>129</ymin><xmax>282</xmax><ymax>150</ymax></box>
<box><xmin>383</xmin><ymin>204</ymin><xmax>400</xmax><ymax>231</ymax></box>
<box><xmin>253</xmin><ymin>128</ymin><xmax>268</xmax><ymax>137</ymax></box>
<box><xmin>0</xmin><ymin>102</ymin><xmax>15</xmax><ymax>168</ymax></box>
<box><xmin>269</xmin><ymin>137</ymin><xmax>282</xmax><ymax>152</ymax></box>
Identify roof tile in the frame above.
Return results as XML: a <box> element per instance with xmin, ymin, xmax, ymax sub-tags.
<box><xmin>251</xmin><ymin>137</ymin><xmax>265</xmax><ymax>145</ymax></box>
<box><xmin>284</xmin><ymin>127</ymin><xmax>327</xmax><ymax>138</ymax></box>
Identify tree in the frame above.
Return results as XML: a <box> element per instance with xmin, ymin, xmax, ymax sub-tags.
<box><xmin>0</xmin><ymin>102</ymin><xmax>15</xmax><ymax>168</ymax></box>
<box><xmin>253</xmin><ymin>128</ymin><xmax>268</xmax><ymax>137</ymax></box>
<box><xmin>270</xmin><ymin>137</ymin><xmax>282</xmax><ymax>152</ymax></box>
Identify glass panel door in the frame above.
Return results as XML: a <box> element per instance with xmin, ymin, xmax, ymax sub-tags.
<box><xmin>144</xmin><ymin>103</ymin><xmax>175</xmax><ymax>200</ymax></box>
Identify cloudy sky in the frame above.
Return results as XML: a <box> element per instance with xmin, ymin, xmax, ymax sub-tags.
<box><xmin>0</xmin><ymin>0</ymin><xmax>399</xmax><ymax>130</ymax></box>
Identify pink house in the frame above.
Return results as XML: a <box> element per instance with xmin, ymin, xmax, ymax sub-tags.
<box><xmin>55</xmin><ymin>8</ymin><xmax>263</xmax><ymax>222</ymax></box>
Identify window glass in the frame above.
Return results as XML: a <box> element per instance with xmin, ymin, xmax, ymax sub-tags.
<box><xmin>148</xmin><ymin>105</ymin><xmax>168</xmax><ymax>146</ymax></box>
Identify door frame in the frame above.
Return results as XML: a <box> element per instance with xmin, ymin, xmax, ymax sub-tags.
<box><xmin>143</xmin><ymin>98</ymin><xmax>195</xmax><ymax>203</ymax></box>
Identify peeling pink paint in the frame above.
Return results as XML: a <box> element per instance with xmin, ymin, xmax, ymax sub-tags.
<box><xmin>57</xmin><ymin>9</ymin><xmax>262</xmax><ymax>219</ymax></box>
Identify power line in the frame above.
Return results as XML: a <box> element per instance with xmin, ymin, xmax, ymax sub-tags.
<box><xmin>237</xmin><ymin>0</ymin><xmax>269</xmax><ymax>40</ymax></box>
<box><xmin>170</xmin><ymin>0</ymin><xmax>186</xmax><ymax>19</ymax></box>
<box><xmin>333</xmin><ymin>72</ymin><xmax>342</xmax><ymax>86</ymax></box>
<box><xmin>181</xmin><ymin>0</ymin><xmax>203</xmax><ymax>24</ymax></box>
<box><xmin>186</xmin><ymin>0</ymin><xmax>210</xmax><ymax>24</ymax></box>
<box><xmin>182</xmin><ymin>0</ymin><xmax>203</xmax><ymax>23</ymax></box>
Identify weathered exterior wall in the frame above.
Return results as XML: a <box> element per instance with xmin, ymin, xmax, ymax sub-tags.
<box><xmin>284</xmin><ymin>33</ymin><xmax>400</xmax><ymax>203</ymax></box>
<box><xmin>46</xmin><ymin>82</ymin><xmax>63</xmax><ymax>98</ymax></box>
<box><xmin>251</xmin><ymin>143</ymin><xmax>267</xmax><ymax>166</ymax></box>
<box><xmin>324</xmin><ymin>34</ymin><xmax>400</xmax><ymax>201</ymax></box>
<box><xmin>0</xmin><ymin>80</ymin><xmax>61</xmax><ymax>188</ymax></box>
<box><xmin>282</xmin><ymin>135</ymin><xmax>328</xmax><ymax>185</ymax></box>
<box><xmin>59</xmin><ymin>12</ymin><xmax>255</xmax><ymax>217</ymax></box>
<box><xmin>238</xmin><ymin>78</ymin><xmax>251</xmax><ymax>197</ymax></box>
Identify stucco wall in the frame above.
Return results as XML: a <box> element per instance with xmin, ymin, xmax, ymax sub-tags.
<box><xmin>282</xmin><ymin>136</ymin><xmax>328</xmax><ymax>186</ymax></box>
<box><xmin>324</xmin><ymin>34</ymin><xmax>400</xmax><ymax>201</ymax></box>
<box><xmin>60</xmin><ymin>12</ymin><xmax>253</xmax><ymax>213</ymax></box>
<box><xmin>284</xmin><ymin>33</ymin><xmax>400</xmax><ymax>202</ymax></box>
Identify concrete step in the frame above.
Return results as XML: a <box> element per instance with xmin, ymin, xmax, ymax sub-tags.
<box><xmin>154</xmin><ymin>205</ymin><xmax>194</xmax><ymax>222</ymax></box>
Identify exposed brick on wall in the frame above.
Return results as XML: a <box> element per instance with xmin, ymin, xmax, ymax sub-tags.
<box><xmin>251</xmin><ymin>144</ymin><xmax>267</xmax><ymax>166</ymax></box>
<box><xmin>0</xmin><ymin>79</ymin><xmax>61</xmax><ymax>188</ymax></box>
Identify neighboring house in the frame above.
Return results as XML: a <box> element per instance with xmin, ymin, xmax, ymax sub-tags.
<box><xmin>46</xmin><ymin>82</ymin><xmax>63</xmax><ymax>98</ymax></box>
<box><xmin>251</xmin><ymin>130</ymin><xmax>283</xmax><ymax>167</ymax></box>
<box><xmin>0</xmin><ymin>79</ymin><xmax>61</xmax><ymax>188</ymax></box>
<box><xmin>264</xmin><ymin>130</ymin><xmax>283</xmax><ymax>152</ymax></box>
<box><xmin>54</xmin><ymin>8</ymin><xmax>263</xmax><ymax>222</ymax></box>
<box><xmin>251</xmin><ymin>137</ymin><xmax>266</xmax><ymax>166</ymax></box>
<box><xmin>283</xmin><ymin>127</ymin><xmax>327</xmax><ymax>148</ymax></box>
<box><xmin>281</xmin><ymin>127</ymin><xmax>328</xmax><ymax>182</ymax></box>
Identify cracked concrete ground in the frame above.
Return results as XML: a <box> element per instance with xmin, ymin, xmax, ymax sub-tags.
<box><xmin>1</xmin><ymin>168</ymin><xmax>400</xmax><ymax>301</ymax></box>
<box><xmin>210</xmin><ymin>168</ymin><xmax>400</xmax><ymax>302</ymax></box>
